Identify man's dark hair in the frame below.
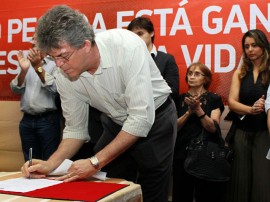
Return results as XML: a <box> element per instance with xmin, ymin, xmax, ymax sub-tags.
<box><xmin>127</xmin><ymin>17</ymin><xmax>155</xmax><ymax>43</ymax></box>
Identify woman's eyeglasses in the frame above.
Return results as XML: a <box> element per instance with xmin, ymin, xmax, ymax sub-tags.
<box><xmin>187</xmin><ymin>71</ymin><xmax>205</xmax><ymax>77</ymax></box>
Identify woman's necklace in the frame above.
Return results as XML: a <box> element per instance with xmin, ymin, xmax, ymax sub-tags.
<box><xmin>187</xmin><ymin>89</ymin><xmax>207</xmax><ymax>97</ymax></box>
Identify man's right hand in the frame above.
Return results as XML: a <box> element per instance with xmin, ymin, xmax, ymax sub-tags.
<box><xmin>21</xmin><ymin>159</ymin><xmax>52</xmax><ymax>179</ymax></box>
<box><xmin>28</xmin><ymin>47</ymin><xmax>44</xmax><ymax>69</ymax></box>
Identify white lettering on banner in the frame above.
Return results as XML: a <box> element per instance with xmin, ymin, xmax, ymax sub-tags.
<box><xmin>202</xmin><ymin>4</ymin><xmax>270</xmax><ymax>34</ymax></box>
<box><xmin>92</xmin><ymin>13</ymin><xmax>107</xmax><ymax>33</ymax></box>
<box><xmin>179</xmin><ymin>0</ymin><xmax>189</xmax><ymax>7</ymax></box>
<box><xmin>3</xmin><ymin>4</ymin><xmax>270</xmax><ymax>40</ymax></box>
<box><xmin>170</xmin><ymin>8</ymin><xmax>192</xmax><ymax>35</ymax></box>
<box><xmin>117</xmin><ymin>11</ymin><xmax>134</xmax><ymax>28</ymax></box>
<box><xmin>7</xmin><ymin>50</ymin><xmax>20</xmax><ymax>74</ymax></box>
<box><xmin>205</xmin><ymin>45</ymin><xmax>211</xmax><ymax>67</ymax></box>
<box><xmin>0</xmin><ymin>51</ymin><xmax>6</xmax><ymax>74</ymax></box>
<box><xmin>224</xmin><ymin>5</ymin><xmax>248</xmax><ymax>34</ymax></box>
<box><xmin>181</xmin><ymin>45</ymin><xmax>203</xmax><ymax>65</ymax></box>
<box><xmin>22</xmin><ymin>18</ymin><xmax>36</xmax><ymax>41</ymax></box>
<box><xmin>8</xmin><ymin>18</ymin><xmax>36</xmax><ymax>43</ymax></box>
<box><xmin>0</xmin><ymin>50</ymin><xmax>26</xmax><ymax>75</ymax></box>
<box><xmin>203</xmin><ymin>5</ymin><xmax>249</xmax><ymax>34</ymax></box>
<box><xmin>136</xmin><ymin>9</ymin><xmax>153</xmax><ymax>17</ymax></box>
<box><xmin>1</xmin><ymin>3</ymin><xmax>269</xmax><ymax>75</ymax></box>
<box><xmin>117</xmin><ymin>8</ymin><xmax>192</xmax><ymax>35</ymax></box>
<box><xmin>115</xmin><ymin>4</ymin><xmax>269</xmax><ymax>36</ymax></box>
<box><xmin>8</xmin><ymin>19</ymin><xmax>22</xmax><ymax>43</ymax></box>
<box><xmin>180</xmin><ymin>44</ymin><xmax>236</xmax><ymax>72</ymax></box>
<box><xmin>215</xmin><ymin>44</ymin><xmax>235</xmax><ymax>73</ymax></box>
<box><xmin>250</xmin><ymin>4</ymin><xmax>270</xmax><ymax>31</ymax></box>
<box><xmin>203</xmin><ymin>6</ymin><xmax>222</xmax><ymax>34</ymax></box>
<box><xmin>154</xmin><ymin>9</ymin><xmax>174</xmax><ymax>36</ymax></box>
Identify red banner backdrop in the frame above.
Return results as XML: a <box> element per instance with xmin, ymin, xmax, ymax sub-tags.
<box><xmin>0</xmin><ymin>0</ymin><xmax>269</xmax><ymax>103</ymax></box>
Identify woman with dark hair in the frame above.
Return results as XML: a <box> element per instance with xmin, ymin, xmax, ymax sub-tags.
<box><xmin>173</xmin><ymin>62</ymin><xmax>225</xmax><ymax>202</ymax></box>
<box><xmin>226</xmin><ymin>29</ymin><xmax>270</xmax><ymax>202</ymax></box>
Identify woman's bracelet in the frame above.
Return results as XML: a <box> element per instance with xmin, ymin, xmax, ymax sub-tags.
<box><xmin>198</xmin><ymin>112</ymin><xmax>206</xmax><ymax>119</ymax></box>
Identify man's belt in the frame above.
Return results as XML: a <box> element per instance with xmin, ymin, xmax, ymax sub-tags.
<box><xmin>156</xmin><ymin>97</ymin><xmax>171</xmax><ymax>114</ymax></box>
<box><xmin>24</xmin><ymin>110</ymin><xmax>57</xmax><ymax>117</ymax></box>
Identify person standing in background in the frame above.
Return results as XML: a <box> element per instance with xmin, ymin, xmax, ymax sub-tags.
<box><xmin>127</xmin><ymin>16</ymin><xmax>180</xmax><ymax>114</ymax></box>
<box><xmin>10</xmin><ymin>35</ymin><xmax>61</xmax><ymax>161</ymax></box>
<box><xmin>227</xmin><ymin>29</ymin><xmax>270</xmax><ymax>202</ymax></box>
<box><xmin>173</xmin><ymin>62</ymin><xmax>225</xmax><ymax>202</ymax></box>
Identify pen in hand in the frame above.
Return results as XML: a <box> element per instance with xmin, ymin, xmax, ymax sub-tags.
<box><xmin>28</xmin><ymin>148</ymin><xmax>32</xmax><ymax>179</ymax></box>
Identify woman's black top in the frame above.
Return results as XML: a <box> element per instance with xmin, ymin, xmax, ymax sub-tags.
<box><xmin>174</xmin><ymin>92</ymin><xmax>224</xmax><ymax>160</ymax></box>
<box><xmin>236</xmin><ymin>69</ymin><xmax>268</xmax><ymax>131</ymax></box>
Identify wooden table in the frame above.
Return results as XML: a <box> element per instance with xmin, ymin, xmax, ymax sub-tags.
<box><xmin>0</xmin><ymin>172</ymin><xmax>142</xmax><ymax>202</ymax></box>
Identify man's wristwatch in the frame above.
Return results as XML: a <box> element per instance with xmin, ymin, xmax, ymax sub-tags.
<box><xmin>37</xmin><ymin>66</ymin><xmax>43</xmax><ymax>73</ymax></box>
<box><xmin>89</xmin><ymin>156</ymin><xmax>100</xmax><ymax>169</ymax></box>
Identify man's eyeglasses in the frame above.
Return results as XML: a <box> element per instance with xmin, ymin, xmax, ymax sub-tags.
<box><xmin>187</xmin><ymin>71</ymin><xmax>205</xmax><ymax>77</ymax></box>
<box><xmin>49</xmin><ymin>49</ymin><xmax>76</xmax><ymax>63</ymax></box>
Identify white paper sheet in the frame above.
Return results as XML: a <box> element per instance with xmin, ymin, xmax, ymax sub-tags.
<box><xmin>0</xmin><ymin>177</ymin><xmax>62</xmax><ymax>193</ymax></box>
<box><xmin>49</xmin><ymin>159</ymin><xmax>73</xmax><ymax>175</ymax></box>
<box><xmin>49</xmin><ymin>159</ymin><xmax>107</xmax><ymax>180</ymax></box>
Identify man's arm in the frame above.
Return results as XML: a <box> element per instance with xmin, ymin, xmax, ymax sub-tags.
<box><xmin>47</xmin><ymin>138</ymin><xmax>85</xmax><ymax>169</ymax></box>
<box><xmin>28</xmin><ymin>48</ymin><xmax>46</xmax><ymax>83</ymax></box>
<box><xmin>15</xmin><ymin>50</ymin><xmax>31</xmax><ymax>87</ymax></box>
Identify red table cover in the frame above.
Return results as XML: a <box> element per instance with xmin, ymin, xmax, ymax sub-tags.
<box><xmin>0</xmin><ymin>181</ymin><xmax>129</xmax><ymax>202</ymax></box>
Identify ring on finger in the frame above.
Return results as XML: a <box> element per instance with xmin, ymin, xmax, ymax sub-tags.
<box><xmin>67</xmin><ymin>173</ymin><xmax>71</xmax><ymax>178</ymax></box>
